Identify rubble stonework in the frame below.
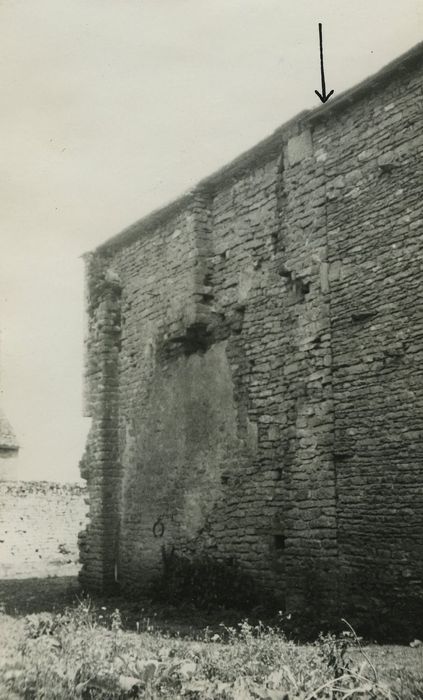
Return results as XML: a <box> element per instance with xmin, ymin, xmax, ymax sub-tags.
<box><xmin>79</xmin><ymin>43</ymin><xmax>423</xmax><ymax>619</ymax></box>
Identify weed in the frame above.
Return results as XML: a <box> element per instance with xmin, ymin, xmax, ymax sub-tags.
<box><xmin>1</xmin><ymin>602</ymin><xmax>422</xmax><ymax>699</ymax></box>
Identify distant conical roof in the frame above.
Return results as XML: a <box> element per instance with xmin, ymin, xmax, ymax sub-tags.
<box><xmin>0</xmin><ymin>410</ymin><xmax>19</xmax><ymax>452</ymax></box>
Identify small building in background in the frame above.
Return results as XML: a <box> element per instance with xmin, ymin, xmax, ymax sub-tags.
<box><xmin>0</xmin><ymin>411</ymin><xmax>19</xmax><ymax>458</ymax></box>
<box><xmin>0</xmin><ymin>410</ymin><xmax>19</xmax><ymax>480</ymax></box>
<box><xmin>0</xmin><ymin>321</ymin><xmax>19</xmax><ymax>477</ymax></box>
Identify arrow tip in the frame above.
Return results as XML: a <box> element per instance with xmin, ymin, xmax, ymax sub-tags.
<box><xmin>315</xmin><ymin>89</ymin><xmax>334</xmax><ymax>104</ymax></box>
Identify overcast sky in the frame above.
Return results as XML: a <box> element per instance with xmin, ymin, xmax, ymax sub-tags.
<box><xmin>1</xmin><ymin>0</ymin><xmax>422</xmax><ymax>482</ymax></box>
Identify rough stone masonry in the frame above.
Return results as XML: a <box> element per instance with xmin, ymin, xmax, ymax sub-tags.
<box><xmin>79</xmin><ymin>42</ymin><xmax>423</xmax><ymax>621</ymax></box>
<box><xmin>0</xmin><ymin>481</ymin><xmax>87</xmax><ymax>579</ymax></box>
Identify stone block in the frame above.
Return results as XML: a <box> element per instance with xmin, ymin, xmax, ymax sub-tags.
<box><xmin>286</xmin><ymin>130</ymin><xmax>313</xmax><ymax>166</ymax></box>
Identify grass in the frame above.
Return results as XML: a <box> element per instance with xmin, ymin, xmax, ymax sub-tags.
<box><xmin>0</xmin><ymin>595</ymin><xmax>422</xmax><ymax>699</ymax></box>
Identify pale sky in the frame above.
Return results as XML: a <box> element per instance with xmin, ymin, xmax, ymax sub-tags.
<box><xmin>1</xmin><ymin>0</ymin><xmax>422</xmax><ymax>482</ymax></box>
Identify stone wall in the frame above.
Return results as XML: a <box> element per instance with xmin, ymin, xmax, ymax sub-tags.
<box><xmin>80</xmin><ymin>45</ymin><xmax>423</xmax><ymax>621</ymax></box>
<box><xmin>0</xmin><ymin>481</ymin><xmax>87</xmax><ymax>579</ymax></box>
<box><xmin>317</xmin><ymin>61</ymin><xmax>423</xmax><ymax>615</ymax></box>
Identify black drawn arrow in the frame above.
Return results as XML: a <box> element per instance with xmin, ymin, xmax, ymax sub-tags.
<box><xmin>315</xmin><ymin>23</ymin><xmax>334</xmax><ymax>104</ymax></box>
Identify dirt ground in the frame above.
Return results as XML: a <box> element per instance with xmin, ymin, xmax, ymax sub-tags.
<box><xmin>0</xmin><ymin>576</ymin><xmax>81</xmax><ymax>616</ymax></box>
<box><xmin>0</xmin><ymin>576</ymin><xmax>237</xmax><ymax>637</ymax></box>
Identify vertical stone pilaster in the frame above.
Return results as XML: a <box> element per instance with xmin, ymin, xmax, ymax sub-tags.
<box><xmin>281</xmin><ymin>127</ymin><xmax>338</xmax><ymax>614</ymax></box>
<box><xmin>79</xmin><ymin>254</ymin><xmax>122</xmax><ymax>592</ymax></box>
<box><xmin>190</xmin><ymin>188</ymin><xmax>215</xmax><ymax>324</ymax></box>
<box><xmin>163</xmin><ymin>189</ymin><xmax>215</xmax><ymax>343</ymax></box>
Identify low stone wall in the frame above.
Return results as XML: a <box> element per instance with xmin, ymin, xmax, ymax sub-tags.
<box><xmin>0</xmin><ymin>481</ymin><xmax>88</xmax><ymax>579</ymax></box>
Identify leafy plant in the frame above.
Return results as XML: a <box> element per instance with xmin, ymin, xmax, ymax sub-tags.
<box><xmin>1</xmin><ymin>601</ymin><xmax>423</xmax><ymax>699</ymax></box>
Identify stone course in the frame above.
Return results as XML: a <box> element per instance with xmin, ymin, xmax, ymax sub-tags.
<box><xmin>79</xmin><ymin>43</ymin><xmax>423</xmax><ymax>620</ymax></box>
